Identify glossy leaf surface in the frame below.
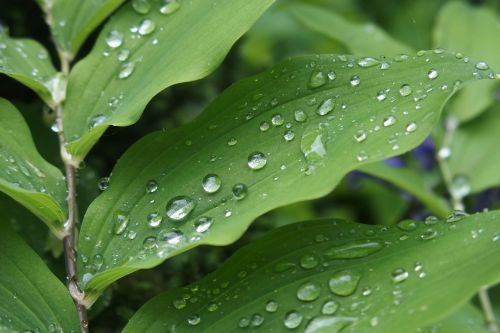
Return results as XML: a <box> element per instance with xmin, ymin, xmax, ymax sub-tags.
<box><xmin>124</xmin><ymin>213</ymin><xmax>500</xmax><ymax>332</ymax></box>
<box><xmin>0</xmin><ymin>222</ymin><xmax>79</xmax><ymax>332</ymax></box>
<box><xmin>0</xmin><ymin>98</ymin><xmax>66</xmax><ymax>236</ymax></box>
<box><xmin>62</xmin><ymin>0</ymin><xmax>275</xmax><ymax>161</ymax></box>
<box><xmin>77</xmin><ymin>51</ymin><xmax>492</xmax><ymax>302</ymax></box>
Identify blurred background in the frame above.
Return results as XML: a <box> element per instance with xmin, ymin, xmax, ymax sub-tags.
<box><xmin>1</xmin><ymin>0</ymin><xmax>500</xmax><ymax>331</ymax></box>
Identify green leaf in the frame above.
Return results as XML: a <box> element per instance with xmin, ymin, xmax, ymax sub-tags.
<box><xmin>287</xmin><ymin>3</ymin><xmax>413</xmax><ymax>56</ymax></box>
<box><xmin>77</xmin><ymin>51</ymin><xmax>492</xmax><ymax>302</ymax></box>
<box><xmin>434</xmin><ymin>2</ymin><xmax>500</xmax><ymax>122</ymax></box>
<box><xmin>422</xmin><ymin>302</ymin><xmax>490</xmax><ymax>333</ymax></box>
<box><xmin>448</xmin><ymin>104</ymin><xmax>500</xmax><ymax>194</ymax></box>
<box><xmin>47</xmin><ymin>0</ymin><xmax>126</xmax><ymax>56</ymax></box>
<box><xmin>0</xmin><ymin>222</ymin><xmax>79</xmax><ymax>332</ymax></box>
<box><xmin>0</xmin><ymin>30</ymin><xmax>61</xmax><ymax>106</ymax></box>
<box><xmin>123</xmin><ymin>212</ymin><xmax>500</xmax><ymax>332</ymax></box>
<box><xmin>358</xmin><ymin>162</ymin><xmax>450</xmax><ymax>218</ymax></box>
<box><xmin>62</xmin><ymin>0</ymin><xmax>275</xmax><ymax>161</ymax></box>
<box><xmin>0</xmin><ymin>98</ymin><xmax>67</xmax><ymax>236</ymax></box>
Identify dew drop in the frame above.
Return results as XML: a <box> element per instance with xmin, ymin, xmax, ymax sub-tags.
<box><xmin>475</xmin><ymin>61</ymin><xmax>489</xmax><ymax>70</ymax></box>
<box><xmin>138</xmin><ymin>19</ymin><xmax>156</xmax><ymax>35</ymax></box>
<box><xmin>117</xmin><ymin>48</ymin><xmax>130</xmax><ymax>62</ymax></box>
<box><xmin>304</xmin><ymin>316</ymin><xmax>355</xmax><ymax>333</ymax></box>
<box><xmin>158</xmin><ymin>229</ymin><xmax>184</xmax><ymax>245</ymax></box>
<box><xmin>397</xmin><ymin>219</ymin><xmax>417</xmax><ymax>231</ymax></box>
<box><xmin>202</xmin><ymin>174</ymin><xmax>221</xmax><ymax>194</ymax></box>
<box><xmin>284</xmin><ymin>130</ymin><xmax>295</xmax><ymax>142</ymax></box>
<box><xmin>147</xmin><ymin>212</ymin><xmax>162</xmax><ymax>228</ymax></box>
<box><xmin>113</xmin><ymin>212</ymin><xmax>129</xmax><ymax>235</ymax></box>
<box><xmin>327</xmin><ymin>71</ymin><xmax>336</xmax><ymax>80</ymax></box>
<box><xmin>446</xmin><ymin>210</ymin><xmax>469</xmax><ymax>223</ymax></box>
<box><xmin>354</xmin><ymin>130</ymin><xmax>367</xmax><ymax>143</ymax></box>
<box><xmin>98</xmin><ymin>177</ymin><xmax>110</xmax><ymax>191</ymax></box>
<box><xmin>146</xmin><ymin>180</ymin><xmax>158</xmax><ymax>193</ymax></box>
<box><xmin>324</xmin><ymin>239</ymin><xmax>383</xmax><ymax>259</ymax></box>
<box><xmin>427</xmin><ymin>69</ymin><xmax>439</xmax><ymax>80</ymax></box>
<box><xmin>265</xmin><ymin>300</ymin><xmax>279</xmax><ymax>313</ymax></box>
<box><xmin>132</xmin><ymin>0</ymin><xmax>151</xmax><ymax>14</ymax></box>
<box><xmin>247</xmin><ymin>152</ymin><xmax>267</xmax><ymax>170</ymax></box>
<box><xmin>391</xmin><ymin>268</ymin><xmax>409</xmax><ymax>283</ymax></box>
<box><xmin>239</xmin><ymin>317</ymin><xmax>250</xmax><ymax>328</ymax></box>
<box><xmin>399</xmin><ymin>84</ymin><xmax>412</xmax><ymax>96</ymax></box>
<box><xmin>118</xmin><ymin>62</ymin><xmax>136</xmax><ymax>79</ymax></box>
<box><xmin>406</xmin><ymin>122</ymin><xmax>417</xmax><ymax>133</ymax></box>
<box><xmin>383</xmin><ymin>115</ymin><xmax>396</xmax><ymax>127</ymax></box>
<box><xmin>421</xmin><ymin>229</ymin><xmax>438</xmax><ymax>241</ymax></box>
<box><xmin>194</xmin><ymin>216</ymin><xmax>213</xmax><ymax>233</ymax></box>
<box><xmin>328</xmin><ymin>270</ymin><xmax>361</xmax><ymax>296</ymax></box>
<box><xmin>283</xmin><ymin>311</ymin><xmax>303</xmax><ymax>329</ymax></box>
<box><xmin>274</xmin><ymin>261</ymin><xmax>296</xmax><ymax>273</ymax></box>
<box><xmin>300</xmin><ymin>254</ymin><xmax>319</xmax><ymax>269</ymax></box>
<box><xmin>309</xmin><ymin>70</ymin><xmax>327</xmax><ymax>88</ymax></box>
<box><xmin>166</xmin><ymin>196</ymin><xmax>195</xmax><ymax>220</ymax></box>
<box><xmin>376</xmin><ymin>90</ymin><xmax>387</xmax><ymax>101</ymax></box>
<box><xmin>294</xmin><ymin>110</ymin><xmax>307</xmax><ymax>122</ymax></box>
<box><xmin>143</xmin><ymin>236</ymin><xmax>157</xmax><ymax>249</ymax></box>
<box><xmin>160</xmin><ymin>0</ymin><xmax>181</xmax><ymax>14</ymax></box>
<box><xmin>350</xmin><ymin>75</ymin><xmax>361</xmax><ymax>87</ymax></box>
<box><xmin>321</xmin><ymin>300</ymin><xmax>339</xmax><ymax>315</ymax></box>
<box><xmin>271</xmin><ymin>114</ymin><xmax>284</xmax><ymax>126</ymax></box>
<box><xmin>297</xmin><ymin>282</ymin><xmax>321</xmax><ymax>302</ymax></box>
<box><xmin>187</xmin><ymin>315</ymin><xmax>200</xmax><ymax>326</ymax></box>
<box><xmin>106</xmin><ymin>30</ymin><xmax>123</xmax><ymax>48</ymax></box>
<box><xmin>227</xmin><ymin>137</ymin><xmax>237</xmax><ymax>146</ymax></box>
<box><xmin>358</xmin><ymin>57</ymin><xmax>379</xmax><ymax>68</ymax></box>
<box><xmin>259</xmin><ymin>121</ymin><xmax>270</xmax><ymax>132</ymax></box>
<box><xmin>232</xmin><ymin>183</ymin><xmax>248</xmax><ymax>200</ymax></box>
<box><xmin>317</xmin><ymin>98</ymin><xmax>335</xmax><ymax>116</ymax></box>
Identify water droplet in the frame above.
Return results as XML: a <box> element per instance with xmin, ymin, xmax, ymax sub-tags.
<box><xmin>271</xmin><ymin>114</ymin><xmax>284</xmax><ymax>126</ymax></box>
<box><xmin>117</xmin><ymin>48</ymin><xmax>130</xmax><ymax>62</ymax></box>
<box><xmin>446</xmin><ymin>210</ymin><xmax>469</xmax><ymax>223</ymax></box>
<box><xmin>304</xmin><ymin>316</ymin><xmax>355</xmax><ymax>333</ymax></box>
<box><xmin>300</xmin><ymin>254</ymin><xmax>319</xmax><ymax>269</ymax></box>
<box><xmin>406</xmin><ymin>122</ymin><xmax>417</xmax><ymax>133</ymax></box>
<box><xmin>106</xmin><ymin>30</ymin><xmax>123</xmax><ymax>48</ymax></box>
<box><xmin>187</xmin><ymin>315</ymin><xmax>200</xmax><ymax>326</ymax></box>
<box><xmin>98</xmin><ymin>177</ymin><xmax>110</xmax><ymax>191</ymax></box>
<box><xmin>89</xmin><ymin>114</ymin><xmax>106</xmax><ymax>128</ymax></box>
<box><xmin>132</xmin><ymin>0</ymin><xmax>151</xmax><ymax>14</ymax></box>
<box><xmin>397</xmin><ymin>219</ymin><xmax>417</xmax><ymax>231</ymax></box>
<box><xmin>321</xmin><ymin>300</ymin><xmax>339</xmax><ymax>315</ymax></box>
<box><xmin>354</xmin><ymin>130</ymin><xmax>367</xmax><ymax>143</ymax></box>
<box><xmin>294</xmin><ymin>110</ymin><xmax>307</xmax><ymax>122</ymax></box>
<box><xmin>309</xmin><ymin>70</ymin><xmax>327</xmax><ymax>88</ymax></box>
<box><xmin>160</xmin><ymin>0</ymin><xmax>181</xmax><ymax>14</ymax></box>
<box><xmin>227</xmin><ymin>137</ymin><xmax>237</xmax><ymax>146</ymax></box>
<box><xmin>324</xmin><ymin>239</ymin><xmax>383</xmax><ymax>259</ymax></box>
<box><xmin>143</xmin><ymin>236</ymin><xmax>157</xmax><ymax>249</ymax></box>
<box><xmin>428</xmin><ymin>69</ymin><xmax>439</xmax><ymax>80</ymax></box>
<box><xmin>392</xmin><ymin>268</ymin><xmax>409</xmax><ymax>283</ymax></box>
<box><xmin>421</xmin><ymin>229</ymin><xmax>437</xmax><ymax>241</ymax></box>
<box><xmin>194</xmin><ymin>216</ymin><xmax>213</xmax><ymax>233</ymax></box>
<box><xmin>113</xmin><ymin>212</ymin><xmax>129</xmax><ymax>235</ymax></box>
<box><xmin>328</xmin><ymin>270</ymin><xmax>361</xmax><ymax>296</ymax></box>
<box><xmin>259</xmin><ymin>121</ymin><xmax>270</xmax><ymax>132</ymax></box>
<box><xmin>297</xmin><ymin>282</ymin><xmax>321</xmax><ymax>302</ymax></box>
<box><xmin>251</xmin><ymin>314</ymin><xmax>264</xmax><ymax>327</ymax></box>
<box><xmin>284</xmin><ymin>311</ymin><xmax>303</xmax><ymax>329</ymax></box>
<box><xmin>202</xmin><ymin>174</ymin><xmax>221</xmax><ymax>194</ymax></box>
<box><xmin>284</xmin><ymin>130</ymin><xmax>295</xmax><ymax>142</ymax></box>
<box><xmin>147</xmin><ymin>212</ymin><xmax>162</xmax><ymax>228</ymax></box>
<box><xmin>425</xmin><ymin>216</ymin><xmax>439</xmax><ymax>225</ymax></box>
<box><xmin>138</xmin><ymin>19</ymin><xmax>156</xmax><ymax>35</ymax></box>
<box><xmin>376</xmin><ymin>90</ymin><xmax>387</xmax><ymax>101</ymax></box>
<box><xmin>357</xmin><ymin>151</ymin><xmax>368</xmax><ymax>162</ymax></box>
<box><xmin>265</xmin><ymin>300</ymin><xmax>279</xmax><ymax>313</ymax></box>
<box><xmin>207</xmin><ymin>302</ymin><xmax>218</xmax><ymax>312</ymax></box>
<box><xmin>248</xmin><ymin>152</ymin><xmax>267</xmax><ymax>170</ymax></box>
<box><xmin>317</xmin><ymin>98</ymin><xmax>335</xmax><ymax>116</ymax></box>
<box><xmin>158</xmin><ymin>229</ymin><xmax>184</xmax><ymax>245</ymax></box>
<box><xmin>146</xmin><ymin>180</ymin><xmax>158</xmax><ymax>193</ymax></box>
<box><xmin>358</xmin><ymin>57</ymin><xmax>379</xmax><ymax>68</ymax></box>
<box><xmin>274</xmin><ymin>261</ymin><xmax>296</xmax><ymax>273</ymax></box>
<box><xmin>118</xmin><ymin>62</ymin><xmax>136</xmax><ymax>79</ymax></box>
<box><xmin>383</xmin><ymin>115</ymin><xmax>396</xmax><ymax>127</ymax></box>
<box><xmin>232</xmin><ymin>183</ymin><xmax>248</xmax><ymax>200</ymax></box>
<box><xmin>399</xmin><ymin>84</ymin><xmax>412</xmax><ymax>96</ymax></box>
<box><xmin>93</xmin><ymin>254</ymin><xmax>104</xmax><ymax>271</ymax></box>
<box><xmin>166</xmin><ymin>196</ymin><xmax>195</xmax><ymax>220</ymax></box>
<box><xmin>451</xmin><ymin>175</ymin><xmax>471</xmax><ymax>200</ymax></box>
<box><xmin>350</xmin><ymin>75</ymin><xmax>361</xmax><ymax>87</ymax></box>
<box><xmin>327</xmin><ymin>71</ymin><xmax>336</xmax><ymax>80</ymax></box>
<box><xmin>475</xmin><ymin>61</ymin><xmax>489</xmax><ymax>70</ymax></box>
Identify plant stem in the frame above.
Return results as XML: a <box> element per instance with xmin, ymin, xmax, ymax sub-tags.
<box><xmin>437</xmin><ymin>116</ymin><xmax>497</xmax><ymax>332</ymax></box>
<box><xmin>55</xmin><ymin>55</ymin><xmax>89</xmax><ymax>333</ymax></box>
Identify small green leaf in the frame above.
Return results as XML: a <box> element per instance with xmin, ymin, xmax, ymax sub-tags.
<box><xmin>448</xmin><ymin>104</ymin><xmax>500</xmax><ymax>194</ymax></box>
<box><xmin>434</xmin><ymin>2</ymin><xmax>500</xmax><ymax>122</ymax></box>
<box><xmin>288</xmin><ymin>3</ymin><xmax>413</xmax><ymax>56</ymax></box>
<box><xmin>0</xmin><ymin>30</ymin><xmax>61</xmax><ymax>106</ymax></box>
<box><xmin>46</xmin><ymin>0</ymin><xmax>126</xmax><ymax>56</ymax></box>
<box><xmin>123</xmin><ymin>212</ymin><xmax>500</xmax><ymax>332</ymax></box>
<box><xmin>358</xmin><ymin>162</ymin><xmax>450</xmax><ymax>218</ymax></box>
<box><xmin>0</xmin><ymin>98</ymin><xmax>67</xmax><ymax>236</ymax></box>
<box><xmin>62</xmin><ymin>0</ymin><xmax>275</xmax><ymax>161</ymax></box>
<box><xmin>0</xmin><ymin>222</ymin><xmax>79</xmax><ymax>332</ymax></box>
<box><xmin>77</xmin><ymin>51</ymin><xmax>492</xmax><ymax>302</ymax></box>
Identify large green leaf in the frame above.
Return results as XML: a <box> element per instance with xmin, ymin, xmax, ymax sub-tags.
<box><xmin>62</xmin><ymin>0</ymin><xmax>275</xmax><ymax>161</ymax></box>
<box><xmin>46</xmin><ymin>0</ymin><xmax>126</xmax><ymax>56</ymax></box>
<box><xmin>0</xmin><ymin>222</ymin><xmax>79</xmax><ymax>332</ymax></box>
<box><xmin>77</xmin><ymin>51</ymin><xmax>493</xmax><ymax>303</ymax></box>
<box><xmin>287</xmin><ymin>3</ymin><xmax>413</xmax><ymax>56</ymax></box>
<box><xmin>434</xmin><ymin>2</ymin><xmax>500</xmax><ymax>122</ymax></box>
<box><xmin>358</xmin><ymin>162</ymin><xmax>450</xmax><ymax>218</ymax></box>
<box><xmin>123</xmin><ymin>213</ymin><xmax>500</xmax><ymax>332</ymax></box>
<box><xmin>0</xmin><ymin>98</ymin><xmax>67</xmax><ymax>236</ymax></box>
<box><xmin>0</xmin><ymin>30</ymin><xmax>61</xmax><ymax>106</ymax></box>
<box><xmin>448</xmin><ymin>104</ymin><xmax>500</xmax><ymax>194</ymax></box>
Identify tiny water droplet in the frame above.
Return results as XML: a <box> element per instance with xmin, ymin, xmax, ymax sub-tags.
<box><xmin>202</xmin><ymin>174</ymin><xmax>221</xmax><ymax>194</ymax></box>
<box><xmin>309</xmin><ymin>70</ymin><xmax>327</xmax><ymax>88</ymax></box>
<box><xmin>294</xmin><ymin>110</ymin><xmax>307</xmax><ymax>122</ymax></box>
<box><xmin>187</xmin><ymin>315</ymin><xmax>200</xmax><ymax>326</ymax></box>
<box><xmin>227</xmin><ymin>137</ymin><xmax>237</xmax><ymax>146</ymax></box>
<box><xmin>118</xmin><ymin>62</ymin><xmax>136</xmax><ymax>79</ymax></box>
<box><xmin>421</xmin><ymin>229</ymin><xmax>437</xmax><ymax>241</ymax></box>
<box><xmin>399</xmin><ymin>84</ymin><xmax>412</xmax><ymax>96</ymax></box>
<box><xmin>376</xmin><ymin>90</ymin><xmax>387</xmax><ymax>101</ymax></box>
<box><xmin>446</xmin><ymin>210</ymin><xmax>469</xmax><ymax>223</ymax></box>
<box><xmin>147</xmin><ymin>212</ymin><xmax>162</xmax><ymax>228</ymax></box>
<box><xmin>194</xmin><ymin>216</ymin><xmax>213</xmax><ymax>233</ymax></box>
<box><xmin>265</xmin><ymin>300</ymin><xmax>279</xmax><ymax>313</ymax></box>
<box><xmin>248</xmin><ymin>152</ymin><xmax>267</xmax><ymax>170</ymax></box>
<box><xmin>321</xmin><ymin>300</ymin><xmax>339</xmax><ymax>315</ymax></box>
<box><xmin>358</xmin><ymin>57</ymin><xmax>379</xmax><ymax>68</ymax></box>
<box><xmin>354</xmin><ymin>130</ymin><xmax>367</xmax><ymax>143</ymax></box>
<box><xmin>317</xmin><ymin>98</ymin><xmax>335</xmax><ymax>116</ymax></box>
<box><xmin>98</xmin><ymin>177</ymin><xmax>110</xmax><ymax>191</ymax></box>
<box><xmin>113</xmin><ymin>212</ymin><xmax>129</xmax><ymax>235</ymax></box>
<box><xmin>284</xmin><ymin>130</ymin><xmax>295</xmax><ymax>142</ymax></box>
<box><xmin>297</xmin><ymin>282</ymin><xmax>321</xmax><ymax>302</ymax></box>
<box><xmin>106</xmin><ymin>30</ymin><xmax>123</xmax><ymax>48</ymax></box>
<box><xmin>160</xmin><ymin>0</ymin><xmax>181</xmax><ymax>15</ymax></box>
<box><xmin>283</xmin><ymin>311</ymin><xmax>303</xmax><ymax>329</ymax></box>
<box><xmin>324</xmin><ymin>239</ymin><xmax>383</xmax><ymax>259</ymax></box>
<box><xmin>406</xmin><ymin>122</ymin><xmax>417</xmax><ymax>133</ymax></box>
<box><xmin>300</xmin><ymin>254</ymin><xmax>319</xmax><ymax>269</ymax></box>
<box><xmin>158</xmin><ymin>229</ymin><xmax>184</xmax><ymax>245</ymax></box>
<box><xmin>383</xmin><ymin>115</ymin><xmax>396</xmax><ymax>127</ymax></box>
<box><xmin>166</xmin><ymin>196</ymin><xmax>195</xmax><ymax>220</ymax></box>
<box><xmin>117</xmin><ymin>48</ymin><xmax>130</xmax><ymax>62</ymax></box>
<box><xmin>328</xmin><ymin>270</ymin><xmax>361</xmax><ymax>296</ymax></box>
<box><xmin>143</xmin><ymin>236</ymin><xmax>157</xmax><ymax>249</ymax></box>
<box><xmin>259</xmin><ymin>121</ymin><xmax>270</xmax><ymax>132</ymax></box>
<box><xmin>392</xmin><ymin>268</ymin><xmax>409</xmax><ymax>283</ymax></box>
<box><xmin>271</xmin><ymin>114</ymin><xmax>284</xmax><ymax>126</ymax></box>
<box><xmin>397</xmin><ymin>219</ymin><xmax>417</xmax><ymax>231</ymax></box>
<box><xmin>138</xmin><ymin>19</ymin><xmax>156</xmax><ymax>35</ymax></box>
<box><xmin>232</xmin><ymin>183</ymin><xmax>248</xmax><ymax>200</ymax></box>
<box><xmin>146</xmin><ymin>180</ymin><xmax>158</xmax><ymax>193</ymax></box>
<box><xmin>427</xmin><ymin>69</ymin><xmax>439</xmax><ymax>80</ymax></box>
<box><xmin>132</xmin><ymin>0</ymin><xmax>151</xmax><ymax>14</ymax></box>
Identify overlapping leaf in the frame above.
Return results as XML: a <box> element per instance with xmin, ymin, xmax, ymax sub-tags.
<box><xmin>434</xmin><ymin>2</ymin><xmax>500</xmax><ymax>122</ymax></box>
<box><xmin>123</xmin><ymin>212</ymin><xmax>500</xmax><ymax>332</ymax></box>
<box><xmin>287</xmin><ymin>3</ymin><xmax>412</xmax><ymax>56</ymax></box>
<box><xmin>0</xmin><ymin>30</ymin><xmax>61</xmax><ymax>106</ymax></box>
<box><xmin>76</xmin><ymin>51</ymin><xmax>493</xmax><ymax>303</ymax></box>
<box><xmin>0</xmin><ymin>98</ymin><xmax>66</xmax><ymax>236</ymax></box>
<box><xmin>0</xmin><ymin>222</ymin><xmax>79</xmax><ymax>332</ymax></box>
<box><xmin>62</xmin><ymin>0</ymin><xmax>275</xmax><ymax>161</ymax></box>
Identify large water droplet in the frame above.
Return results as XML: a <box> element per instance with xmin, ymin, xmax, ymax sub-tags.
<box><xmin>166</xmin><ymin>196</ymin><xmax>195</xmax><ymax>220</ymax></box>
<box><xmin>194</xmin><ymin>216</ymin><xmax>213</xmax><ymax>233</ymax></box>
<box><xmin>324</xmin><ymin>239</ymin><xmax>383</xmax><ymax>259</ymax></box>
<box><xmin>158</xmin><ymin>229</ymin><xmax>184</xmax><ymax>245</ymax></box>
<box><xmin>328</xmin><ymin>270</ymin><xmax>361</xmax><ymax>296</ymax></box>
<box><xmin>428</xmin><ymin>69</ymin><xmax>439</xmax><ymax>80</ymax></box>
<box><xmin>475</xmin><ymin>61</ymin><xmax>489</xmax><ymax>70</ymax></box>
<box><xmin>397</xmin><ymin>219</ymin><xmax>417</xmax><ymax>231</ymax></box>
<box><xmin>138</xmin><ymin>19</ymin><xmax>156</xmax><ymax>35</ymax></box>
<box><xmin>446</xmin><ymin>210</ymin><xmax>469</xmax><ymax>223</ymax></box>
<box><xmin>358</xmin><ymin>57</ymin><xmax>379</xmax><ymax>68</ymax></box>
<box><xmin>118</xmin><ymin>62</ymin><xmax>136</xmax><ymax>79</ymax></box>
<box><xmin>317</xmin><ymin>98</ymin><xmax>335</xmax><ymax>116</ymax></box>
<box><xmin>309</xmin><ymin>70</ymin><xmax>327</xmax><ymax>88</ymax></box>
<box><xmin>284</xmin><ymin>311</ymin><xmax>303</xmax><ymax>329</ymax></box>
<box><xmin>399</xmin><ymin>84</ymin><xmax>412</xmax><ymax>96</ymax></box>
<box><xmin>421</xmin><ymin>229</ymin><xmax>437</xmax><ymax>241</ymax></box>
<box><xmin>321</xmin><ymin>300</ymin><xmax>339</xmax><ymax>315</ymax></box>
<box><xmin>271</xmin><ymin>114</ymin><xmax>284</xmax><ymax>126</ymax></box>
<box><xmin>147</xmin><ymin>212</ymin><xmax>162</xmax><ymax>228</ymax></box>
<box><xmin>106</xmin><ymin>30</ymin><xmax>123</xmax><ymax>48</ymax></box>
<box><xmin>202</xmin><ymin>174</ymin><xmax>221</xmax><ymax>193</ymax></box>
<box><xmin>392</xmin><ymin>268</ymin><xmax>409</xmax><ymax>283</ymax></box>
<box><xmin>143</xmin><ymin>236</ymin><xmax>157</xmax><ymax>249</ymax></box>
<box><xmin>113</xmin><ymin>212</ymin><xmax>129</xmax><ymax>235</ymax></box>
<box><xmin>294</xmin><ymin>110</ymin><xmax>307</xmax><ymax>122</ymax></box>
<box><xmin>297</xmin><ymin>282</ymin><xmax>321</xmax><ymax>302</ymax></box>
<box><xmin>248</xmin><ymin>152</ymin><xmax>267</xmax><ymax>170</ymax></box>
